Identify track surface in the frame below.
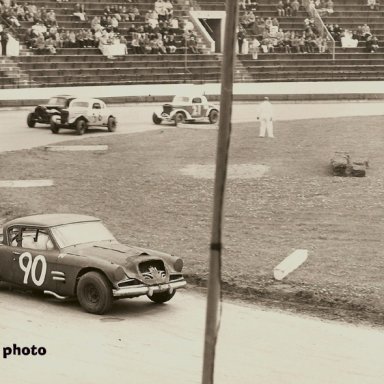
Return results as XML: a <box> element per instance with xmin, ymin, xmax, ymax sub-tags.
<box><xmin>1</xmin><ymin>102</ymin><xmax>384</xmax><ymax>384</ymax></box>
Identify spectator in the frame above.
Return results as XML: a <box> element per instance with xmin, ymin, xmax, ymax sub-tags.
<box><xmin>325</xmin><ymin>0</ymin><xmax>334</xmax><ymax>13</ymax></box>
<box><xmin>164</xmin><ymin>0</ymin><xmax>173</xmax><ymax>19</ymax></box>
<box><xmin>73</xmin><ymin>3</ymin><xmax>86</xmax><ymax>21</ymax></box>
<box><xmin>361</xmin><ymin>23</ymin><xmax>372</xmax><ymax>39</ymax></box>
<box><xmin>284</xmin><ymin>0</ymin><xmax>292</xmax><ymax>16</ymax></box>
<box><xmin>367</xmin><ymin>0</ymin><xmax>380</xmax><ymax>10</ymax></box>
<box><xmin>163</xmin><ymin>33</ymin><xmax>176</xmax><ymax>53</ymax></box>
<box><xmin>250</xmin><ymin>36</ymin><xmax>260</xmax><ymax>59</ymax></box>
<box><xmin>237</xmin><ymin>27</ymin><xmax>246</xmax><ymax>53</ymax></box>
<box><xmin>0</xmin><ymin>29</ymin><xmax>9</xmax><ymax>55</ymax></box>
<box><xmin>155</xmin><ymin>0</ymin><xmax>167</xmax><ymax>22</ymax></box>
<box><xmin>366</xmin><ymin>34</ymin><xmax>379</xmax><ymax>52</ymax></box>
<box><xmin>276</xmin><ymin>0</ymin><xmax>285</xmax><ymax>16</ymax></box>
<box><xmin>291</xmin><ymin>0</ymin><xmax>300</xmax><ymax>15</ymax></box>
<box><xmin>131</xmin><ymin>32</ymin><xmax>141</xmax><ymax>53</ymax></box>
<box><xmin>187</xmin><ymin>35</ymin><xmax>199</xmax><ymax>53</ymax></box>
<box><xmin>119</xmin><ymin>6</ymin><xmax>129</xmax><ymax>21</ymax></box>
<box><xmin>44</xmin><ymin>35</ymin><xmax>56</xmax><ymax>53</ymax></box>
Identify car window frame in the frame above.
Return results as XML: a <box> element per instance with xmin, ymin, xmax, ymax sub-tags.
<box><xmin>7</xmin><ymin>225</ymin><xmax>58</xmax><ymax>251</ymax></box>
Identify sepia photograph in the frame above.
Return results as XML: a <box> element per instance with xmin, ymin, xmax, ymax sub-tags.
<box><xmin>1</xmin><ymin>0</ymin><xmax>384</xmax><ymax>383</ymax></box>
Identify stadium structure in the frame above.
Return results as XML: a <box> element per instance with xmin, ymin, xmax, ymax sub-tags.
<box><xmin>0</xmin><ymin>0</ymin><xmax>384</xmax><ymax>89</ymax></box>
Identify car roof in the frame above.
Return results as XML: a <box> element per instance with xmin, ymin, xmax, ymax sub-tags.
<box><xmin>71</xmin><ymin>98</ymin><xmax>103</xmax><ymax>103</ymax></box>
<box><xmin>51</xmin><ymin>95</ymin><xmax>76</xmax><ymax>99</ymax></box>
<box><xmin>5</xmin><ymin>214</ymin><xmax>100</xmax><ymax>228</ymax></box>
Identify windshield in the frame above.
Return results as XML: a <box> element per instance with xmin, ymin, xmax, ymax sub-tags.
<box><xmin>71</xmin><ymin>101</ymin><xmax>89</xmax><ymax>108</ymax></box>
<box><xmin>48</xmin><ymin>97</ymin><xmax>69</xmax><ymax>107</ymax></box>
<box><xmin>51</xmin><ymin>221</ymin><xmax>116</xmax><ymax>248</ymax></box>
<box><xmin>172</xmin><ymin>96</ymin><xmax>190</xmax><ymax>103</ymax></box>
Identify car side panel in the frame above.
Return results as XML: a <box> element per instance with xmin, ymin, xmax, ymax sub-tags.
<box><xmin>0</xmin><ymin>245</ymin><xmax>61</xmax><ymax>292</ymax></box>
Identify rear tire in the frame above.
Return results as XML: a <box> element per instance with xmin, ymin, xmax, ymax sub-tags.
<box><xmin>107</xmin><ymin>116</ymin><xmax>117</xmax><ymax>132</ymax></box>
<box><xmin>27</xmin><ymin>113</ymin><xmax>36</xmax><ymax>128</ymax></box>
<box><xmin>208</xmin><ymin>109</ymin><xmax>219</xmax><ymax>124</ymax></box>
<box><xmin>75</xmin><ymin>119</ymin><xmax>87</xmax><ymax>135</ymax></box>
<box><xmin>148</xmin><ymin>290</ymin><xmax>176</xmax><ymax>304</ymax></box>
<box><xmin>76</xmin><ymin>271</ymin><xmax>113</xmax><ymax>314</ymax></box>
<box><xmin>174</xmin><ymin>112</ymin><xmax>186</xmax><ymax>126</ymax></box>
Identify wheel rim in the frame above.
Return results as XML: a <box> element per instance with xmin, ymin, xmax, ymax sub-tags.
<box><xmin>176</xmin><ymin>114</ymin><xmax>185</xmax><ymax>124</ymax></box>
<box><xmin>84</xmin><ymin>283</ymin><xmax>100</xmax><ymax>304</ymax></box>
<box><xmin>210</xmin><ymin>111</ymin><xmax>218</xmax><ymax>123</ymax></box>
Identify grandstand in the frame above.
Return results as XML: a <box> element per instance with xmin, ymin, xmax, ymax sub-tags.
<box><xmin>1</xmin><ymin>0</ymin><xmax>384</xmax><ymax>88</ymax></box>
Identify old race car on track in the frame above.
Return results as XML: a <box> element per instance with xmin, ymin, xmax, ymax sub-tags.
<box><xmin>26</xmin><ymin>94</ymin><xmax>76</xmax><ymax>128</ymax></box>
<box><xmin>50</xmin><ymin>98</ymin><xmax>117</xmax><ymax>135</ymax></box>
<box><xmin>152</xmin><ymin>95</ymin><xmax>219</xmax><ymax>125</ymax></box>
<box><xmin>0</xmin><ymin>214</ymin><xmax>186</xmax><ymax>314</ymax></box>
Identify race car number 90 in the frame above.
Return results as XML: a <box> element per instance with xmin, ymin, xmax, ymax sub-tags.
<box><xmin>19</xmin><ymin>252</ymin><xmax>47</xmax><ymax>286</ymax></box>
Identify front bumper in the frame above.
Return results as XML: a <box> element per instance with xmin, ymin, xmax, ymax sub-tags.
<box><xmin>112</xmin><ymin>279</ymin><xmax>187</xmax><ymax>298</ymax></box>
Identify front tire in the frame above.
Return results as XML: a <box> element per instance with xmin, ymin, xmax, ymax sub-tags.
<box><xmin>148</xmin><ymin>290</ymin><xmax>176</xmax><ymax>304</ymax></box>
<box><xmin>208</xmin><ymin>109</ymin><xmax>219</xmax><ymax>124</ymax></box>
<box><xmin>107</xmin><ymin>116</ymin><xmax>117</xmax><ymax>132</ymax></box>
<box><xmin>27</xmin><ymin>113</ymin><xmax>36</xmax><ymax>128</ymax></box>
<box><xmin>174</xmin><ymin>112</ymin><xmax>186</xmax><ymax>126</ymax></box>
<box><xmin>76</xmin><ymin>271</ymin><xmax>113</xmax><ymax>314</ymax></box>
<box><xmin>75</xmin><ymin>119</ymin><xmax>87</xmax><ymax>135</ymax></box>
<box><xmin>50</xmin><ymin>117</ymin><xmax>60</xmax><ymax>134</ymax></box>
<box><xmin>152</xmin><ymin>113</ymin><xmax>162</xmax><ymax>125</ymax></box>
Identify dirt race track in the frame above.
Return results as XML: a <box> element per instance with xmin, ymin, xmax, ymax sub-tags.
<box><xmin>1</xmin><ymin>101</ymin><xmax>384</xmax><ymax>383</ymax></box>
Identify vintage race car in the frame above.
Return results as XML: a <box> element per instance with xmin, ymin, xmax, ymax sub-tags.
<box><xmin>152</xmin><ymin>95</ymin><xmax>219</xmax><ymax>125</ymax></box>
<box><xmin>50</xmin><ymin>98</ymin><xmax>117</xmax><ymax>135</ymax></box>
<box><xmin>27</xmin><ymin>95</ymin><xmax>76</xmax><ymax>128</ymax></box>
<box><xmin>0</xmin><ymin>214</ymin><xmax>186</xmax><ymax>314</ymax></box>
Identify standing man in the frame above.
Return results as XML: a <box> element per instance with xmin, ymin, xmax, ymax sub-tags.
<box><xmin>0</xmin><ymin>29</ymin><xmax>9</xmax><ymax>56</ymax></box>
<box><xmin>258</xmin><ymin>96</ymin><xmax>274</xmax><ymax>138</ymax></box>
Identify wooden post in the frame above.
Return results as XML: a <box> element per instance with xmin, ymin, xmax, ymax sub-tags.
<box><xmin>202</xmin><ymin>1</ymin><xmax>239</xmax><ymax>384</ymax></box>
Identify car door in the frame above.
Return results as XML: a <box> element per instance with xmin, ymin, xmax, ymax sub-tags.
<box><xmin>98</xmin><ymin>101</ymin><xmax>110</xmax><ymax>125</ymax></box>
<box><xmin>191</xmin><ymin>97</ymin><xmax>204</xmax><ymax>118</ymax></box>
<box><xmin>2</xmin><ymin>226</ymin><xmax>61</xmax><ymax>292</ymax></box>
<box><xmin>89</xmin><ymin>102</ymin><xmax>103</xmax><ymax>126</ymax></box>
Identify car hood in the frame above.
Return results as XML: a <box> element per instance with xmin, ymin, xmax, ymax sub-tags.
<box><xmin>37</xmin><ymin>104</ymin><xmax>65</xmax><ymax>111</ymax></box>
<box><xmin>65</xmin><ymin>241</ymin><xmax>175</xmax><ymax>275</ymax></box>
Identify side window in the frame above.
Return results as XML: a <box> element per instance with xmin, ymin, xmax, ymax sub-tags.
<box><xmin>93</xmin><ymin>103</ymin><xmax>101</xmax><ymax>109</ymax></box>
<box><xmin>192</xmin><ymin>98</ymin><xmax>202</xmax><ymax>104</ymax></box>
<box><xmin>9</xmin><ymin>227</ymin><xmax>22</xmax><ymax>247</ymax></box>
<box><xmin>9</xmin><ymin>227</ymin><xmax>54</xmax><ymax>250</ymax></box>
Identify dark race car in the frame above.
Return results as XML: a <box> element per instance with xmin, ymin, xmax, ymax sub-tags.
<box><xmin>0</xmin><ymin>214</ymin><xmax>186</xmax><ymax>314</ymax></box>
<box><xmin>152</xmin><ymin>95</ymin><xmax>219</xmax><ymax>125</ymax></box>
<box><xmin>26</xmin><ymin>95</ymin><xmax>76</xmax><ymax>128</ymax></box>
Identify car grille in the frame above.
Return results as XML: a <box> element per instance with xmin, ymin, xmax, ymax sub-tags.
<box><xmin>163</xmin><ymin>104</ymin><xmax>172</xmax><ymax>114</ymax></box>
<box><xmin>139</xmin><ymin>260</ymin><xmax>166</xmax><ymax>281</ymax></box>
<box><xmin>61</xmin><ymin>110</ymin><xmax>69</xmax><ymax>124</ymax></box>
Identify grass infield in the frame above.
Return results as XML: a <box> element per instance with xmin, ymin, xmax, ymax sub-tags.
<box><xmin>1</xmin><ymin>115</ymin><xmax>384</xmax><ymax>325</ymax></box>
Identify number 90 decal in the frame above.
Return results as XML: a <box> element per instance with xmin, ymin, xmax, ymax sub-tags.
<box><xmin>19</xmin><ymin>252</ymin><xmax>47</xmax><ymax>286</ymax></box>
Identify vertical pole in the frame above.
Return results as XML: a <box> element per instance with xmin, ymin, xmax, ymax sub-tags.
<box><xmin>201</xmin><ymin>1</ymin><xmax>239</xmax><ymax>384</ymax></box>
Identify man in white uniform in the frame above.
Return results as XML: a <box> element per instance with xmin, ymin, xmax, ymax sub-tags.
<box><xmin>258</xmin><ymin>96</ymin><xmax>274</xmax><ymax>138</ymax></box>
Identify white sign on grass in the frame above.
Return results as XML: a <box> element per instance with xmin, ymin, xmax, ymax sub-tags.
<box><xmin>274</xmin><ymin>249</ymin><xmax>308</xmax><ymax>281</ymax></box>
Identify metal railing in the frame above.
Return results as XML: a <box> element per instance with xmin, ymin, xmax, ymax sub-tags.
<box><xmin>303</xmin><ymin>0</ymin><xmax>335</xmax><ymax>60</ymax></box>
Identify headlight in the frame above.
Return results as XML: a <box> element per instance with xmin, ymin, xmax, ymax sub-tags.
<box><xmin>174</xmin><ymin>258</ymin><xmax>183</xmax><ymax>272</ymax></box>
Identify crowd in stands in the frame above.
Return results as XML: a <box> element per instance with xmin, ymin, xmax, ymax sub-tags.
<box><xmin>1</xmin><ymin>0</ymin><xmax>381</xmax><ymax>56</ymax></box>
<box><xmin>239</xmin><ymin>2</ymin><xmax>329</xmax><ymax>56</ymax></box>
<box><xmin>238</xmin><ymin>0</ymin><xmax>381</xmax><ymax>56</ymax></box>
<box><xmin>367</xmin><ymin>0</ymin><xmax>380</xmax><ymax>11</ymax></box>
<box><xmin>1</xmin><ymin>0</ymin><xmax>201</xmax><ymax>55</ymax></box>
<box><xmin>326</xmin><ymin>22</ymin><xmax>379</xmax><ymax>52</ymax></box>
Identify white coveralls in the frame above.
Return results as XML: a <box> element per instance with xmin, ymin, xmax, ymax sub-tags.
<box><xmin>258</xmin><ymin>99</ymin><xmax>274</xmax><ymax>138</ymax></box>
